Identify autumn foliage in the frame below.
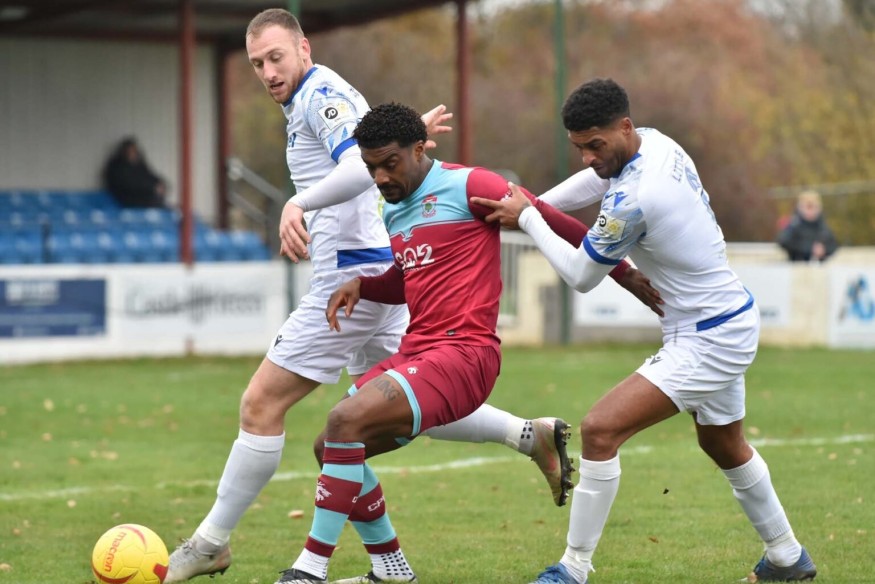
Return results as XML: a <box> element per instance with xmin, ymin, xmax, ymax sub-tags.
<box><xmin>231</xmin><ymin>0</ymin><xmax>875</xmax><ymax>243</ymax></box>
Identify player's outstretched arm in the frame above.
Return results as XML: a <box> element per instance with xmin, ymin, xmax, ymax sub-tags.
<box><xmin>471</xmin><ymin>178</ymin><xmax>663</xmax><ymax>314</ymax></box>
<box><xmin>539</xmin><ymin>167</ymin><xmax>609</xmax><ymax>212</ymax></box>
<box><xmin>326</xmin><ymin>278</ymin><xmax>363</xmax><ymax>332</ymax></box>
<box><xmin>473</xmin><ymin>183</ymin><xmax>612</xmax><ymax>292</ymax></box>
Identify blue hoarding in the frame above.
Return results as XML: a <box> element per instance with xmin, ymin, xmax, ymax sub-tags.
<box><xmin>0</xmin><ymin>279</ymin><xmax>106</xmax><ymax>337</ymax></box>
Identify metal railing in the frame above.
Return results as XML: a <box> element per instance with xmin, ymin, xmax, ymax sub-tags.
<box><xmin>226</xmin><ymin>157</ymin><xmax>288</xmax><ymax>254</ymax></box>
<box><xmin>499</xmin><ymin>230</ymin><xmax>541</xmax><ymax>327</ymax></box>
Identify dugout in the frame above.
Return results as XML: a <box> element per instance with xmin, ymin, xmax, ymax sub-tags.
<box><xmin>0</xmin><ymin>0</ymin><xmax>478</xmax><ymax>263</ymax></box>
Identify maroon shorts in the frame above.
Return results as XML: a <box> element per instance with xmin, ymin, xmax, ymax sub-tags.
<box><xmin>353</xmin><ymin>343</ymin><xmax>501</xmax><ymax>436</ymax></box>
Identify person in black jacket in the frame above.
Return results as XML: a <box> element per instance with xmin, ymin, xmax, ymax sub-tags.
<box><xmin>777</xmin><ymin>190</ymin><xmax>839</xmax><ymax>262</ymax></box>
<box><xmin>103</xmin><ymin>137</ymin><xmax>169</xmax><ymax>208</ymax></box>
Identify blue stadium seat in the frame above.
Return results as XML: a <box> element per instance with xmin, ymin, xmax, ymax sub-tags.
<box><xmin>83</xmin><ymin>191</ymin><xmax>120</xmax><ymax>209</ymax></box>
<box><xmin>46</xmin><ymin>228</ymin><xmax>111</xmax><ymax>263</ymax></box>
<box><xmin>229</xmin><ymin>230</ymin><xmax>272</xmax><ymax>260</ymax></box>
<box><xmin>0</xmin><ymin>224</ymin><xmax>44</xmax><ymax>264</ymax></box>
<box><xmin>4</xmin><ymin>189</ymin><xmax>271</xmax><ymax>264</ymax></box>
<box><xmin>88</xmin><ymin>208</ymin><xmax>121</xmax><ymax>226</ymax></box>
<box><xmin>248</xmin><ymin>246</ymin><xmax>272</xmax><ymax>260</ymax></box>
<box><xmin>1</xmin><ymin>190</ymin><xmax>41</xmax><ymax>211</ymax></box>
<box><xmin>145</xmin><ymin>229</ymin><xmax>179</xmax><ymax>262</ymax></box>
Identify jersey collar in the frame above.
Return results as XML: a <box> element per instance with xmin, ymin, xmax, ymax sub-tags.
<box><xmin>612</xmin><ymin>152</ymin><xmax>641</xmax><ymax>179</ymax></box>
<box><xmin>283</xmin><ymin>66</ymin><xmax>319</xmax><ymax>108</ymax></box>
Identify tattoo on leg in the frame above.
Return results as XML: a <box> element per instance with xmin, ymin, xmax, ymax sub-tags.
<box><xmin>374</xmin><ymin>377</ymin><xmax>401</xmax><ymax>401</ymax></box>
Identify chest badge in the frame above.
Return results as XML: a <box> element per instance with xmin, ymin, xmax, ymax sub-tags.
<box><xmin>421</xmin><ymin>194</ymin><xmax>438</xmax><ymax>218</ymax></box>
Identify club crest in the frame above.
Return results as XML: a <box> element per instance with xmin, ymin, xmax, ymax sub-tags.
<box><xmin>421</xmin><ymin>194</ymin><xmax>438</xmax><ymax>218</ymax></box>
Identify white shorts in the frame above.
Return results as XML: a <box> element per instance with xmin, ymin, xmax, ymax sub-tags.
<box><xmin>636</xmin><ymin>305</ymin><xmax>760</xmax><ymax>426</ymax></box>
<box><xmin>266</xmin><ymin>262</ymin><xmax>409</xmax><ymax>385</ymax></box>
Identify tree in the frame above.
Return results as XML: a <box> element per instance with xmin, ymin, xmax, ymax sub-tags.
<box><xmin>230</xmin><ymin>0</ymin><xmax>875</xmax><ymax>243</ymax></box>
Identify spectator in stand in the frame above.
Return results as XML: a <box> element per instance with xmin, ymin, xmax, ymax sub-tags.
<box><xmin>777</xmin><ymin>190</ymin><xmax>839</xmax><ymax>262</ymax></box>
<box><xmin>103</xmin><ymin>137</ymin><xmax>169</xmax><ymax>209</ymax></box>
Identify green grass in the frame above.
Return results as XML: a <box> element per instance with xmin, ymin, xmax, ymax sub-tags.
<box><xmin>0</xmin><ymin>345</ymin><xmax>872</xmax><ymax>583</ymax></box>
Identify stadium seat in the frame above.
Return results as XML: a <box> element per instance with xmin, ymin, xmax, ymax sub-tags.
<box><xmin>3</xmin><ymin>189</ymin><xmax>272</xmax><ymax>264</ymax></box>
<box><xmin>229</xmin><ymin>230</ymin><xmax>272</xmax><ymax>260</ymax></box>
<box><xmin>0</xmin><ymin>225</ymin><xmax>45</xmax><ymax>264</ymax></box>
<box><xmin>146</xmin><ymin>229</ymin><xmax>180</xmax><ymax>262</ymax></box>
<box><xmin>88</xmin><ymin>208</ymin><xmax>121</xmax><ymax>226</ymax></box>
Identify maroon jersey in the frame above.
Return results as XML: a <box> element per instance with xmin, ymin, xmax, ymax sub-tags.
<box><xmin>359</xmin><ymin>160</ymin><xmax>605</xmax><ymax>354</ymax></box>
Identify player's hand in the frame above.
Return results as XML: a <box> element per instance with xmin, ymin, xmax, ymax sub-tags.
<box><xmin>618</xmin><ymin>268</ymin><xmax>665</xmax><ymax>317</ymax></box>
<box><xmin>326</xmin><ymin>278</ymin><xmax>363</xmax><ymax>332</ymax></box>
<box><xmin>470</xmin><ymin>182</ymin><xmax>531</xmax><ymax>230</ymax></box>
<box><xmin>279</xmin><ymin>200</ymin><xmax>310</xmax><ymax>263</ymax></box>
<box><xmin>421</xmin><ymin>104</ymin><xmax>453</xmax><ymax>150</ymax></box>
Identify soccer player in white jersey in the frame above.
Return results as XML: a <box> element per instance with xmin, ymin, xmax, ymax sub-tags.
<box><xmin>163</xmin><ymin>10</ymin><xmax>668</xmax><ymax>584</ymax></box>
<box><xmin>473</xmin><ymin>78</ymin><xmax>817</xmax><ymax>584</ymax></box>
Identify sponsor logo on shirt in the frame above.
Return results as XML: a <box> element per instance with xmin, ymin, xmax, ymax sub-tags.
<box><xmin>422</xmin><ymin>194</ymin><xmax>438</xmax><ymax>218</ymax></box>
<box><xmin>396</xmin><ymin>244</ymin><xmax>435</xmax><ymax>270</ymax></box>
<box><xmin>318</xmin><ymin>101</ymin><xmax>354</xmax><ymax>130</ymax></box>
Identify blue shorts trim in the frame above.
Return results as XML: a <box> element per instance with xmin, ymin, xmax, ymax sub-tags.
<box><xmin>346</xmin><ymin>379</ymin><xmax>419</xmax><ymax>445</ymax></box>
<box><xmin>337</xmin><ymin>247</ymin><xmax>393</xmax><ymax>267</ymax></box>
<box><xmin>385</xmin><ymin>369</ymin><xmax>422</xmax><ymax>437</ymax></box>
<box><xmin>696</xmin><ymin>291</ymin><xmax>755</xmax><ymax>332</ymax></box>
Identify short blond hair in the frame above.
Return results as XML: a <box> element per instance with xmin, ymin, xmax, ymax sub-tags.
<box><xmin>246</xmin><ymin>8</ymin><xmax>303</xmax><ymax>40</ymax></box>
<box><xmin>797</xmin><ymin>190</ymin><xmax>822</xmax><ymax>207</ymax></box>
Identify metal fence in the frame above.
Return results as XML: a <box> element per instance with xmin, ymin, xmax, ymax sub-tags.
<box><xmin>499</xmin><ymin>230</ymin><xmax>540</xmax><ymax>326</ymax></box>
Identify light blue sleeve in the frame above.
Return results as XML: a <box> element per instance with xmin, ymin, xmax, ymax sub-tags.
<box><xmin>582</xmin><ymin>187</ymin><xmax>646</xmax><ymax>265</ymax></box>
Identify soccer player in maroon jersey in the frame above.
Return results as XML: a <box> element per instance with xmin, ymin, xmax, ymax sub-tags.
<box><xmin>274</xmin><ymin>102</ymin><xmax>661</xmax><ymax>584</ymax></box>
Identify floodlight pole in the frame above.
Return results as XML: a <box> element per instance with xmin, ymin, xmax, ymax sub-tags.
<box><xmin>554</xmin><ymin>0</ymin><xmax>571</xmax><ymax>344</ymax></box>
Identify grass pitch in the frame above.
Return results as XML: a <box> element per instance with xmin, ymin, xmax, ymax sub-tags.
<box><xmin>0</xmin><ymin>345</ymin><xmax>872</xmax><ymax>583</ymax></box>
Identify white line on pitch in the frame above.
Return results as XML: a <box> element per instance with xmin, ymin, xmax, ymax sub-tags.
<box><xmin>1</xmin><ymin>434</ymin><xmax>870</xmax><ymax>503</ymax></box>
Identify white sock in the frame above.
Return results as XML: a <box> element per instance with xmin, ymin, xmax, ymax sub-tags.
<box><xmin>722</xmin><ymin>448</ymin><xmax>801</xmax><ymax>567</ymax></box>
<box><xmin>293</xmin><ymin>549</ymin><xmax>329</xmax><ymax>580</ymax></box>
<box><xmin>562</xmin><ymin>455</ymin><xmax>622</xmax><ymax>583</ymax></box>
<box><xmin>370</xmin><ymin>549</ymin><xmax>416</xmax><ymax>580</ymax></box>
<box><xmin>195</xmin><ymin>429</ymin><xmax>285</xmax><ymax>547</ymax></box>
<box><xmin>422</xmin><ymin>403</ymin><xmax>529</xmax><ymax>452</ymax></box>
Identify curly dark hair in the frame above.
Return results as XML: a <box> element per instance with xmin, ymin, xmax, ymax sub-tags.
<box><xmin>353</xmin><ymin>102</ymin><xmax>427</xmax><ymax>150</ymax></box>
<box><xmin>561</xmin><ymin>78</ymin><xmax>630</xmax><ymax>132</ymax></box>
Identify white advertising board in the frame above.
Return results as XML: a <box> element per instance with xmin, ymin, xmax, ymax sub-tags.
<box><xmin>0</xmin><ymin>262</ymin><xmax>289</xmax><ymax>364</ymax></box>
<box><xmin>734</xmin><ymin>264</ymin><xmax>792</xmax><ymax>327</ymax></box>
<box><xmin>828</xmin><ymin>267</ymin><xmax>875</xmax><ymax>348</ymax></box>
<box><xmin>573</xmin><ymin>264</ymin><xmax>792</xmax><ymax>328</ymax></box>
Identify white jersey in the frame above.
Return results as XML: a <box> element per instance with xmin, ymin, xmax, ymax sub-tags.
<box><xmin>585</xmin><ymin>128</ymin><xmax>751</xmax><ymax>333</ymax></box>
<box><xmin>282</xmin><ymin>64</ymin><xmax>391</xmax><ymax>272</ymax></box>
